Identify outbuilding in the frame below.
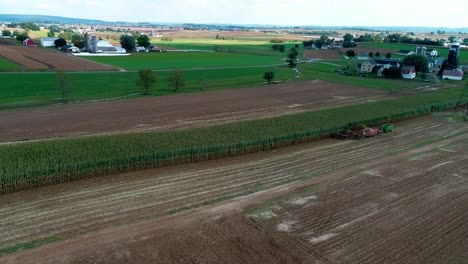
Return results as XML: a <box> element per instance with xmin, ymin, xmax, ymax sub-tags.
<box><xmin>442</xmin><ymin>70</ymin><xmax>464</xmax><ymax>81</ymax></box>
<box><xmin>40</xmin><ymin>37</ymin><xmax>59</xmax><ymax>47</ymax></box>
<box><xmin>401</xmin><ymin>65</ymin><xmax>416</xmax><ymax>79</ymax></box>
<box><xmin>23</xmin><ymin>38</ymin><xmax>36</xmax><ymax>46</ymax></box>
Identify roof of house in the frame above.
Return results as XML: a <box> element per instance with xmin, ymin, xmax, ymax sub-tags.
<box><xmin>443</xmin><ymin>70</ymin><xmax>464</xmax><ymax>77</ymax></box>
<box><xmin>374</xmin><ymin>59</ymin><xmax>400</xmax><ymax>66</ymax></box>
<box><xmin>397</xmin><ymin>50</ymin><xmax>413</xmax><ymax>54</ymax></box>
<box><xmin>41</xmin><ymin>37</ymin><xmax>58</xmax><ymax>41</ymax></box>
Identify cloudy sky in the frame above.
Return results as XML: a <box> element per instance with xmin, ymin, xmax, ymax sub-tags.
<box><xmin>1</xmin><ymin>0</ymin><xmax>467</xmax><ymax>28</ymax></box>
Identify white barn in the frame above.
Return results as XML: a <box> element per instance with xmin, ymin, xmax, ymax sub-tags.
<box><xmin>40</xmin><ymin>37</ymin><xmax>59</xmax><ymax>47</ymax></box>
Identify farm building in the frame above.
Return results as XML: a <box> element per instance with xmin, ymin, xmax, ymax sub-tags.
<box><xmin>40</xmin><ymin>37</ymin><xmax>59</xmax><ymax>47</ymax></box>
<box><xmin>136</xmin><ymin>46</ymin><xmax>147</xmax><ymax>52</ymax></box>
<box><xmin>359</xmin><ymin>61</ymin><xmax>376</xmax><ymax>74</ymax></box>
<box><xmin>23</xmin><ymin>38</ymin><xmax>36</xmax><ymax>46</ymax></box>
<box><xmin>401</xmin><ymin>65</ymin><xmax>416</xmax><ymax>79</ymax></box>
<box><xmin>96</xmin><ymin>40</ymin><xmax>126</xmax><ymax>53</ymax></box>
<box><xmin>357</xmin><ymin>54</ymin><xmax>369</xmax><ymax>60</ymax></box>
<box><xmin>442</xmin><ymin>70</ymin><xmax>464</xmax><ymax>81</ymax></box>
<box><xmin>395</xmin><ymin>50</ymin><xmax>415</xmax><ymax>56</ymax></box>
<box><xmin>374</xmin><ymin>59</ymin><xmax>401</xmax><ymax>68</ymax></box>
<box><xmin>60</xmin><ymin>44</ymin><xmax>80</xmax><ymax>53</ymax></box>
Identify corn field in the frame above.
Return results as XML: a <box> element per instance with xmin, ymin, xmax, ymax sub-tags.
<box><xmin>0</xmin><ymin>88</ymin><xmax>465</xmax><ymax>194</ymax></box>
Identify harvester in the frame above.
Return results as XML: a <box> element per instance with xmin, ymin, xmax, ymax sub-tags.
<box><xmin>332</xmin><ymin>124</ymin><xmax>393</xmax><ymax>140</ymax></box>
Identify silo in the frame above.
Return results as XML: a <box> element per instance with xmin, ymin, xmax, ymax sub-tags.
<box><xmin>84</xmin><ymin>33</ymin><xmax>90</xmax><ymax>52</ymax></box>
<box><xmin>92</xmin><ymin>35</ymin><xmax>98</xmax><ymax>53</ymax></box>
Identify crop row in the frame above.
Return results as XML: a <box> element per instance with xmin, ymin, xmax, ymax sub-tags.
<box><xmin>0</xmin><ymin>88</ymin><xmax>465</xmax><ymax>194</ymax></box>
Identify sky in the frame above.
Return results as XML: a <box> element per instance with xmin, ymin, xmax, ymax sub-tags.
<box><xmin>0</xmin><ymin>0</ymin><xmax>467</xmax><ymax>28</ymax></box>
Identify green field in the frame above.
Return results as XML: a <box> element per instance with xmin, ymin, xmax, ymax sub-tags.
<box><xmin>359</xmin><ymin>43</ymin><xmax>468</xmax><ymax>64</ymax></box>
<box><xmin>86</xmin><ymin>52</ymin><xmax>284</xmax><ymax>70</ymax></box>
<box><xmin>0</xmin><ymin>66</ymin><xmax>296</xmax><ymax>108</ymax></box>
<box><xmin>0</xmin><ymin>87</ymin><xmax>464</xmax><ymax>194</ymax></box>
<box><xmin>0</xmin><ymin>58</ymin><xmax>18</xmax><ymax>71</ymax></box>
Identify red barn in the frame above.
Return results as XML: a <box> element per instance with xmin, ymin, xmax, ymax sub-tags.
<box><xmin>23</xmin><ymin>38</ymin><xmax>36</xmax><ymax>47</ymax></box>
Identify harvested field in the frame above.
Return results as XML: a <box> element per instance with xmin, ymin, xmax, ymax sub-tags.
<box><xmin>0</xmin><ymin>80</ymin><xmax>386</xmax><ymax>143</ymax></box>
<box><xmin>340</xmin><ymin>47</ymin><xmax>395</xmax><ymax>56</ymax></box>
<box><xmin>0</xmin><ymin>45</ymin><xmax>116</xmax><ymax>71</ymax></box>
<box><xmin>1</xmin><ymin>115</ymin><xmax>467</xmax><ymax>263</ymax></box>
<box><xmin>304</xmin><ymin>50</ymin><xmax>343</xmax><ymax>60</ymax></box>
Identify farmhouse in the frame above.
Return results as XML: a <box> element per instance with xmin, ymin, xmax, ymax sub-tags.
<box><xmin>374</xmin><ymin>59</ymin><xmax>401</xmax><ymax>68</ymax></box>
<box><xmin>426</xmin><ymin>48</ymin><xmax>438</xmax><ymax>57</ymax></box>
<box><xmin>395</xmin><ymin>50</ymin><xmax>415</xmax><ymax>56</ymax></box>
<box><xmin>23</xmin><ymin>38</ymin><xmax>36</xmax><ymax>47</ymax></box>
<box><xmin>40</xmin><ymin>37</ymin><xmax>59</xmax><ymax>47</ymax></box>
<box><xmin>401</xmin><ymin>65</ymin><xmax>416</xmax><ymax>79</ymax></box>
<box><xmin>442</xmin><ymin>70</ymin><xmax>464</xmax><ymax>81</ymax></box>
<box><xmin>359</xmin><ymin>61</ymin><xmax>376</xmax><ymax>74</ymax></box>
<box><xmin>97</xmin><ymin>40</ymin><xmax>126</xmax><ymax>54</ymax></box>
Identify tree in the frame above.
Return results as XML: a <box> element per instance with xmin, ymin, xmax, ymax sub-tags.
<box><xmin>168</xmin><ymin>71</ymin><xmax>185</xmax><ymax>92</ymax></box>
<box><xmin>403</xmin><ymin>54</ymin><xmax>429</xmax><ymax>73</ymax></box>
<box><xmin>346</xmin><ymin>50</ymin><xmax>355</xmax><ymax>57</ymax></box>
<box><xmin>16</xmin><ymin>32</ymin><xmax>29</xmax><ymax>42</ymax></box>
<box><xmin>385</xmin><ymin>52</ymin><xmax>392</xmax><ymax>59</ymax></box>
<box><xmin>448</xmin><ymin>36</ymin><xmax>457</xmax><ymax>43</ymax></box>
<box><xmin>286</xmin><ymin>46</ymin><xmax>299</xmax><ymax>68</ymax></box>
<box><xmin>343</xmin><ymin>33</ymin><xmax>354</xmax><ymax>42</ymax></box>
<box><xmin>368</xmin><ymin>52</ymin><xmax>374</xmax><ymax>58</ymax></box>
<box><xmin>1</xmin><ymin>30</ymin><xmax>11</xmax><ymax>37</ymax></box>
<box><xmin>342</xmin><ymin>41</ymin><xmax>356</xmax><ymax>48</ymax></box>
<box><xmin>71</xmin><ymin>33</ymin><xmax>85</xmax><ymax>49</ymax></box>
<box><xmin>137</xmin><ymin>34</ymin><xmax>151</xmax><ymax>48</ymax></box>
<box><xmin>120</xmin><ymin>35</ymin><xmax>136</xmax><ymax>53</ymax></box>
<box><xmin>136</xmin><ymin>69</ymin><xmax>157</xmax><ymax>95</ymax></box>
<box><xmin>463</xmin><ymin>38</ymin><xmax>468</xmax><ymax>45</ymax></box>
<box><xmin>375</xmin><ymin>51</ymin><xmax>381</xmax><ymax>57</ymax></box>
<box><xmin>263</xmin><ymin>71</ymin><xmax>275</xmax><ymax>83</ymax></box>
<box><xmin>54</xmin><ymin>38</ymin><xmax>67</xmax><ymax>48</ymax></box>
<box><xmin>56</xmin><ymin>71</ymin><xmax>73</xmax><ymax>103</ymax></box>
<box><xmin>47</xmin><ymin>30</ymin><xmax>55</xmax><ymax>37</ymax></box>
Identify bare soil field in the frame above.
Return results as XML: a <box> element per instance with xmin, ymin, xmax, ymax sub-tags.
<box><xmin>0</xmin><ymin>80</ymin><xmax>386</xmax><ymax>143</ymax></box>
<box><xmin>304</xmin><ymin>50</ymin><xmax>343</xmax><ymax>60</ymax></box>
<box><xmin>340</xmin><ymin>47</ymin><xmax>395</xmax><ymax>56</ymax></box>
<box><xmin>0</xmin><ymin>45</ymin><xmax>116</xmax><ymax>71</ymax></box>
<box><xmin>1</xmin><ymin>115</ymin><xmax>467</xmax><ymax>263</ymax></box>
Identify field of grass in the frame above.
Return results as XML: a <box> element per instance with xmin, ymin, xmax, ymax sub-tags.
<box><xmin>0</xmin><ymin>57</ymin><xmax>18</xmax><ymax>71</ymax></box>
<box><xmin>0</xmin><ymin>87</ymin><xmax>464</xmax><ymax>194</ymax></box>
<box><xmin>85</xmin><ymin>52</ymin><xmax>284</xmax><ymax>70</ymax></box>
<box><xmin>359</xmin><ymin>42</ymin><xmax>468</xmax><ymax>64</ymax></box>
<box><xmin>0</xmin><ymin>66</ymin><xmax>295</xmax><ymax>108</ymax></box>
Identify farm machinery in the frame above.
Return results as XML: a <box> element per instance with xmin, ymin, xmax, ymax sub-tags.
<box><xmin>332</xmin><ymin>124</ymin><xmax>394</xmax><ymax>140</ymax></box>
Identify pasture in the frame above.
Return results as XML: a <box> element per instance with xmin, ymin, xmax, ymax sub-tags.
<box><xmin>85</xmin><ymin>51</ymin><xmax>285</xmax><ymax>70</ymax></box>
<box><xmin>0</xmin><ymin>66</ymin><xmax>295</xmax><ymax>107</ymax></box>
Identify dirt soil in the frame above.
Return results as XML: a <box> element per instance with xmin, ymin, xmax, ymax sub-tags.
<box><xmin>0</xmin><ymin>45</ymin><xmax>116</xmax><ymax>71</ymax></box>
<box><xmin>1</xmin><ymin>115</ymin><xmax>467</xmax><ymax>263</ymax></box>
<box><xmin>0</xmin><ymin>80</ymin><xmax>386</xmax><ymax>143</ymax></box>
<box><xmin>340</xmin><ymin>47</ymin><xmax>395</xmax><ymax>56</ymax></box>
<box><xmin>304</xmin><ymin>50</ymin><xmax>343</xmax><ymax>60</ymax></box>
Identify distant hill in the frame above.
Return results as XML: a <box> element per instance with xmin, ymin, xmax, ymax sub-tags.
<box><xmin>0</xmin><ymin>14</ymin><xmax>467</xmax><ymax>33</ymax></box>
<box><xmin>0</xmin><ymin>14</ymin><xmax>113</xmax><ymax>25</ymax></box>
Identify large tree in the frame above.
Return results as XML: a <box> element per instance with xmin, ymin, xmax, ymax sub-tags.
<box><xmin>1</xmin><ymin>30</ymin><xmax>11</xmax><ymax>37</ymax></box>
<box><xmin>343</xmin><ymin>33</ymin><xmax>354</xmax><ymax>42</ymax></box>
<box><xmin>286</xmin><ymin>46</ymin><xmax>299</xmax><ymax>68</ymax></box>
<box><xmin>263</xmin><ymin>71</ymin><xmax>275</xmax><ymax>83</ymax></box>
<box><xmin>168</xmin><ymin>71</ymin><xmax>186</xmax><ymax>92</ymax></box>
<box><xmin>54</xmin><ymin>38</ymin><xmax>67</xmax><ymax>48</ymax></box>
<box><xmin>463</xmin><ymin>38</ymin><xmax>468</xmax><ymax>46</ymax></box>
<box><xmin>71</xmin><ymin>33</ymin><xmax>85</xmax><ymax>49</ymax></box>
<box><xmin>16</xmin><ymin>32</ymin><xmax>29</xmax><ymax>42</ymax></box>
<box><xmin>120</xmin><ymin>35</ymin><xmax>136</xmax><ymax>53</ymax></box>
<box><xmin>136</xmin><ymin>69</ymin><xmax>157</xmax><ymax>95</ymax></box>
<box><xmin>403</xmin><ymin>54</ymin><xmax>429</xmax><ymax>73</ymax></box>
<box><xmin>137</xmin><ymin>34</ymin><xmax>151</xmax><ymax>48</ymax></box>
